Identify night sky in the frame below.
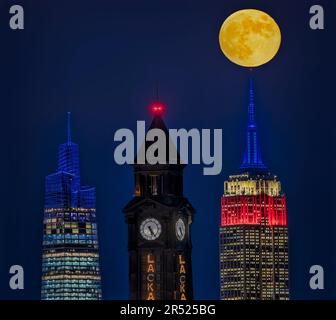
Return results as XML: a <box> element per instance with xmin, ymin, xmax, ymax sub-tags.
<box><xmin>0</xmin><ymin>0</ymin><xmax>335</xmax><ymax>300</ymax></box>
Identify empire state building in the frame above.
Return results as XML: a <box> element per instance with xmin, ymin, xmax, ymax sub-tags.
<box><xmin>219</xmin><ymin>79</ymin><xmax>289</xmax><ymax>300</ymax></box>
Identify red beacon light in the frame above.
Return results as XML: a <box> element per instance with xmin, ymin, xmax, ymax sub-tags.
<box><xmin>150</xmin><ymin>101</ymin><xmax>165</xmax><ymax>116</ymax></box>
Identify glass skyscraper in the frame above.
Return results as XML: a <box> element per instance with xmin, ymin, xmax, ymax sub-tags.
<box><xmin>41</xmin><ymin>113</ymin><xmax>102</xmax><ymax>300</ymax></box>
<box><xmin>219</xmin><ymin>80</ymin><xmax>289</xmax><ymax>300</ymax></box>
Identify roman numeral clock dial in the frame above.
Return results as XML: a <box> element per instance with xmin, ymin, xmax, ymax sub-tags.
<box><xmin>140</xmin><ymin>218</ymin><xmax>162</xmax><ymax>240</ymax></box>
<box><xmin>176</xmin><ymin>218</ymin><xmax>186</xmax><ymax>241</ymax></box>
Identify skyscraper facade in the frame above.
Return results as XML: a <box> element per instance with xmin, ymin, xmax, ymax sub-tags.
<box><xmin>123</xmin><ymin>102</ymin><xmax>194</xmax><ymax>300</ymax></box>
<box><xmin>219</xmin><ymin>80</ymin><xmax>289</xmax><ymax>300</ymax></box>
<box><xmin>41</xmin><ymin>113</ymin><xmax>102</xmax><ymax>300</ymax></box>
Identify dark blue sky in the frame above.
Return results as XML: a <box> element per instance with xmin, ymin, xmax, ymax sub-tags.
<box><xmin>0</xmin><ymin>0</ymin><xmax>335</xmax><ymax>300</ymax></box>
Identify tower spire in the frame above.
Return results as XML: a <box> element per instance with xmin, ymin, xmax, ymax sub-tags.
<box><xmin>58</xmin><ymin>111</ymin><xmax>80</xmax><ymax>189</ymax></box>
<box><xmin>67</xmin><ymin>112</ymin><xmax>72</xmax><ymax>144</ymax></box>
<box><xmin>155</xmin><ymin>81</ymin><xmax>159</xmax><ymax>101</ymax></box>
<box><xmin>248</xmin><ymin>78</ymin><xmax>255</xmax><ymax>124</ymax></box>
<box><xmin>240</xmin><ymin>78</ymin><xmax>267</xmax><ymax>171</ymax></box>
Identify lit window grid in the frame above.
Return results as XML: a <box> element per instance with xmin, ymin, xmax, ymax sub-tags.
<box><xmin>41</xmin><ymin>208</ymin><xmax>102</xmax><ymax>300</ymax></box>
<box><xmin>219</xmin><ymin>225</ymin><xmax>289</xmax><ymax>300</ymax></box>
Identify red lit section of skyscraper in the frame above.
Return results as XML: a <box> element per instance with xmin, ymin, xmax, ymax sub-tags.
<box><xmin>221</xmin><ymin>194</ymin><xmax>287</xmax><ymax>226</ymax></box>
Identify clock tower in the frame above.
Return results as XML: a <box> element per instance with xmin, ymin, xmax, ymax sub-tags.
<box><xmin>123</xmin><ymin>101</ymin><xmax>195</xmax><ymax>300</ymax></box>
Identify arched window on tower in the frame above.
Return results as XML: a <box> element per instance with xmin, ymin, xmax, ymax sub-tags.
<box><xmin>148</xmin><ymin>175</ymin><xmax>163</xmax><ymax>196</ymax></box>
<box><xmin>134</xmin><ymin>174</ymin><xmax>141</xmax><ymax>196</ymax></box>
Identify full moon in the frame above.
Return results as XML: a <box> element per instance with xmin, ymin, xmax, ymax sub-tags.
<box><xmin>219</xmin><ymin>9</ymin><xmax>281</xmax><ymax>67</ymax></box>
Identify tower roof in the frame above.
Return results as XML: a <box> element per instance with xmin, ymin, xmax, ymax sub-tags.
<box><xmin>148</xmin><ymin>104</ymin><xmax>169</xmax><ymax>134</ymax></box>
<box><xmin>240</xmin><ymin>78</ymin><xmax>267</xmax><ymax>172</ymax></box>
<box><xmin>135</xmin><ymin>100</ymin><xmax>183</xmax><ymax>167</ymax></box>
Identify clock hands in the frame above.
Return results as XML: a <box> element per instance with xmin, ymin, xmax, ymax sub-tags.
<box><xmin>148</xmin><ymin>225</ymin><xmax>154</xmax><ymax>236</ymax></box>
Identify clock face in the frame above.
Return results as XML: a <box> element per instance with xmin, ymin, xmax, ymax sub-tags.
<box><xmin>140</xmin><ymin>218</ymin><xmax>162</xmax><ymax>240</ymax></box>
<box><xmin>175</xmin><ymin>218</ymin><xmax>186</xmax><ymax>241</ymax></box>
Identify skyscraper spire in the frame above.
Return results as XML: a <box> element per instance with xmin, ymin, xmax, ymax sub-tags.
<box><xmin>240</xmin><ymin>78</ymin><xmax>267</xmax><ymax>170</ymax></box>
<box><xmin>57</xmin><ymin>112</ymin><xmax>80</xmax><ymax>190</ymax></box>
<box><xmin>67</xmin><ymin>111</ymin><xmax>72</xmax><ymax>145</ymax></box>
<box><xmin>248</xmin><ymin>78</ymin><xmax>255</xmax><ymax>124</ymax></box>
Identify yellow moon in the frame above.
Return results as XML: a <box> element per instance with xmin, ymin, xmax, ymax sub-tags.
<box><xmin>219</xmin><ymin>9</ymin><xmax>281</xmax><ymax>67</ymax></box>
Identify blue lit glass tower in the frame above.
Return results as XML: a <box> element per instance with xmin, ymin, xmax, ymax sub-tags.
<box><xmin>41</xmin><ymin>113</ymin><xmax>102</xmax><ymax>300</ymax></box>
